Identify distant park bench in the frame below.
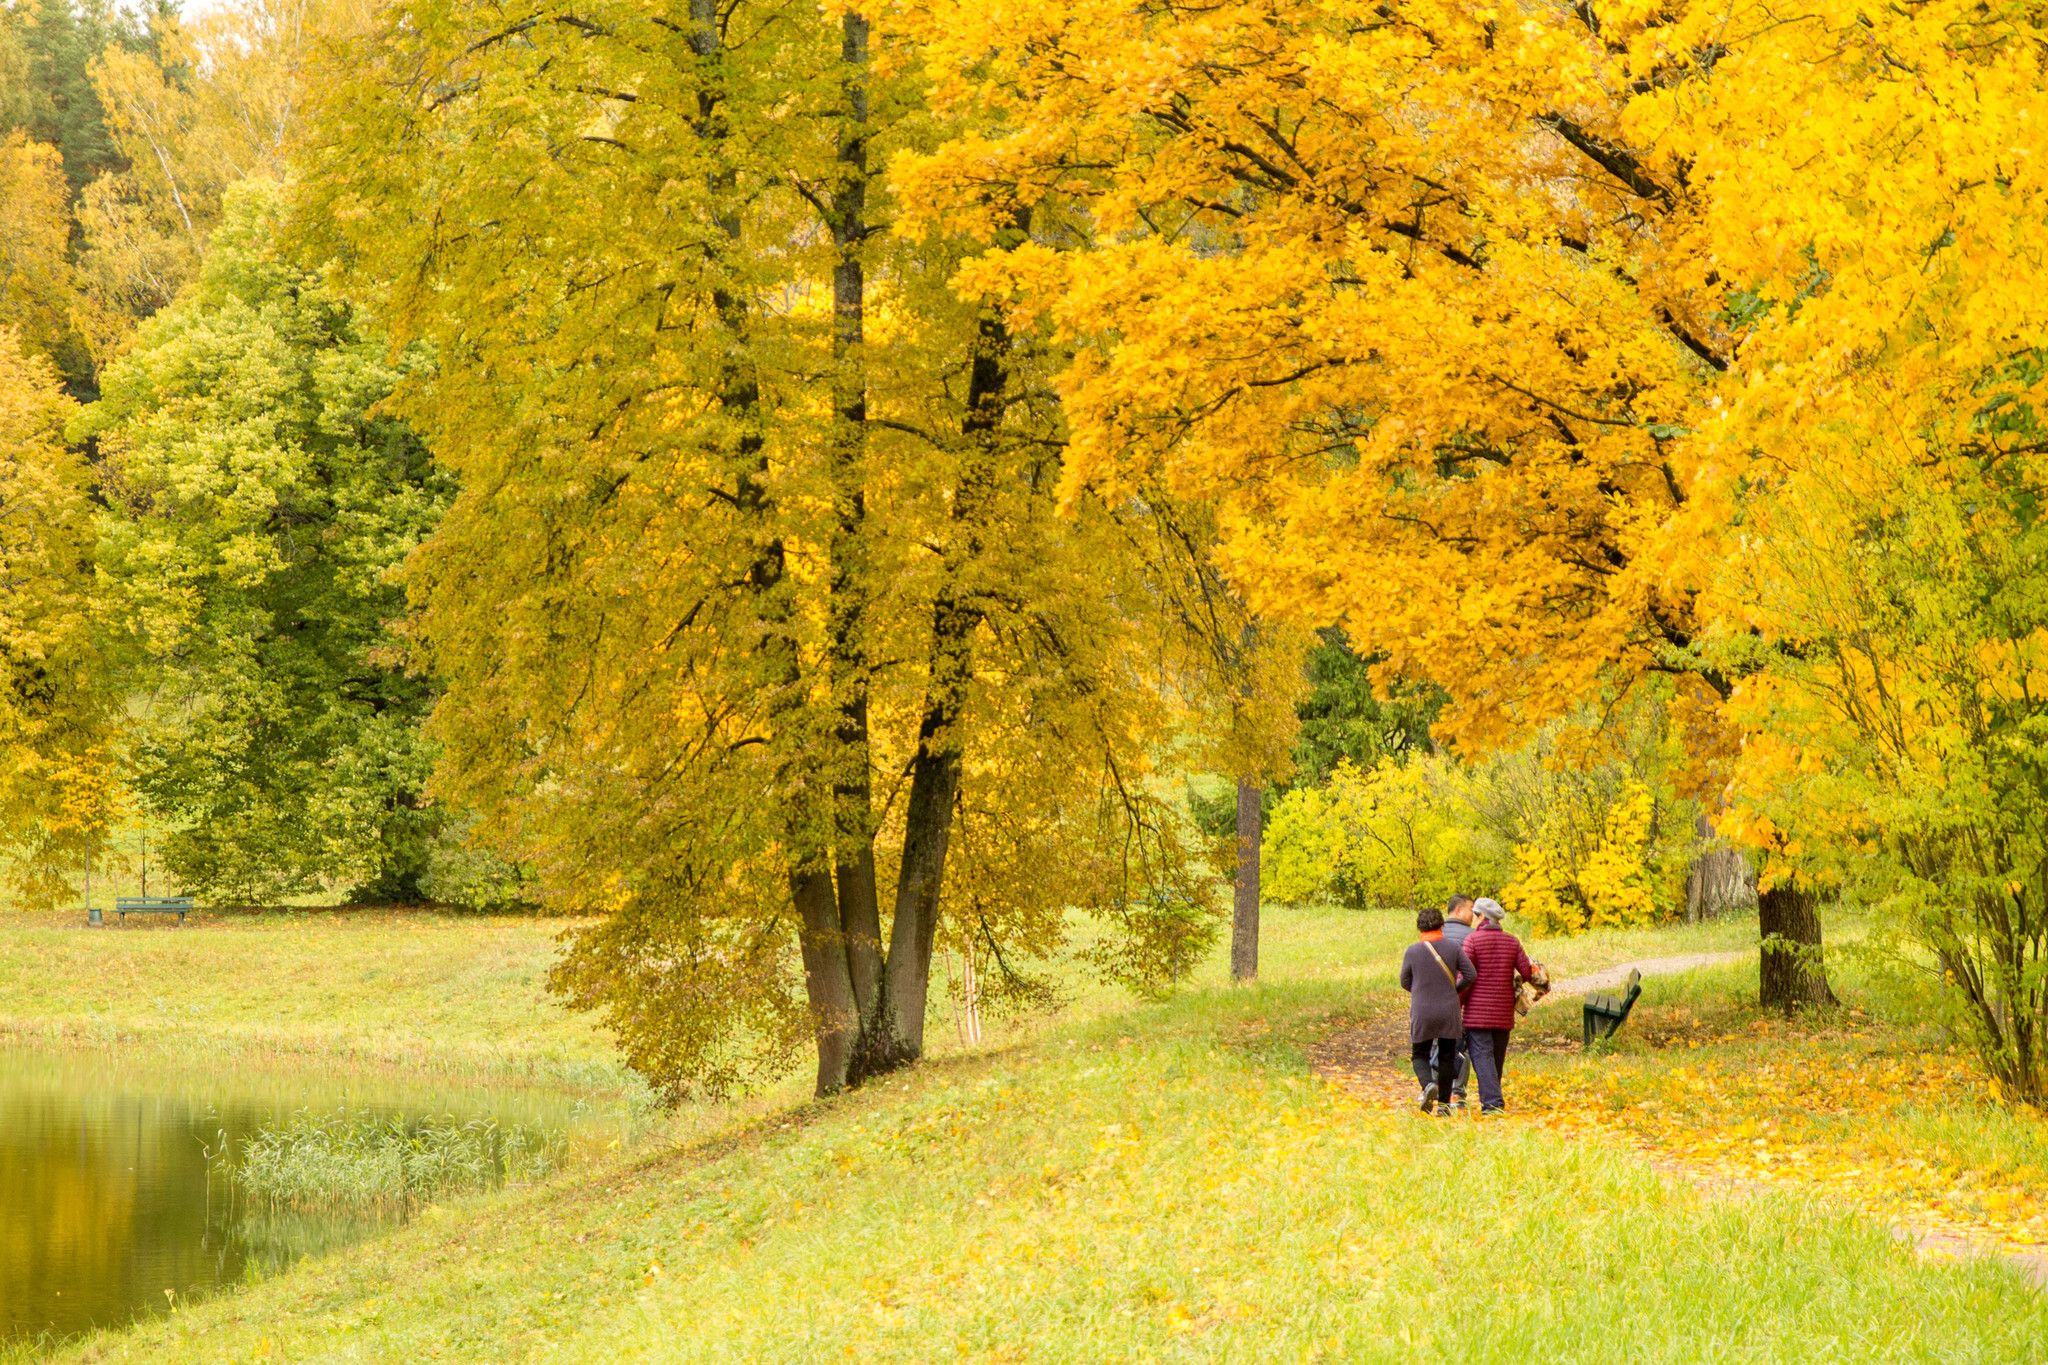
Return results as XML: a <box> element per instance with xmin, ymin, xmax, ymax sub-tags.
<box><xmin>109</xmin><ymin>896</ymin><xmax>193</xmax><ymax>927</ymax></box>
<box><xmin>1582</xmin><ymin>967</ymin><xmax>1643</xmax><ymax>1048</ymax></box>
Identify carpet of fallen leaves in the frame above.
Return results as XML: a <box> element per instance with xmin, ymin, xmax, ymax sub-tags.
<box><xmin>1312</xmin><ymin>1000</ymin><xmax>2048</xmax><ymax>1271</ymax></box>
<box><xmin>1517</xmin><ymin>1024</ymin><xmax>2048</xmax><ymax>1259</ymax></box>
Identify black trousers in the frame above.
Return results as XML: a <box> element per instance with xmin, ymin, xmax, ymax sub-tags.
<box><xmin>1410</xmin><ymin>1037</ymin><xmax>1458</xmax><ymax>1102</ymax></box>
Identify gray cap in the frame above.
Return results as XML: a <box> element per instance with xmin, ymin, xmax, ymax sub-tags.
<box><xmin>1473</xmin><ymin>897</ymin><xmax>1507</xmax><ymax>922</ymax></box>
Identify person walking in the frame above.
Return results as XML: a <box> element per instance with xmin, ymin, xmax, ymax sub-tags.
<box><xmin>1460</xmin><ymin>897</ymin><xmax>1538</xmax><ymax>1116</ymax></box>
<box><xmin>1441</xmin><ymin>894</ymin><xmax>1477</xmax><ymax>950</ymax></box>
<box><xmin>1401</xmin><ymin>906</ymin><xmax>1475</xmax><ymax>1117</ymax></box>
<box><xmin>1440</xmin><ymin>894</ymin><xmax>1477</xmax><ymax>1108</ymax></box>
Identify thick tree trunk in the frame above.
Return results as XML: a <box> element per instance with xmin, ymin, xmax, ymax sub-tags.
<box><xmin>824</xmin><ymin>9</ymin><xmax>886</xmax><ymax>1061</ymax></box>
<box><xmin>1685</xmin><ymin>813</ymin><xmax>1754</xmax><ymax>923</ymax></box>
<box><xmin>877</xmin><ymin>302</ymin><xmax>1013</xmax><ymax>1066</ymax></box>
<box><xmin>1686</xmin><ymin>842</ymin><xmax>1755</xmax><ymax>922</ymax></box>
<box><xmin>883</xmin><ymin>700</ymin><xmax>966</xmax><ymax>1064</ymax></box>
<box><xmin>1758</xmin><ymin>882</ymin><xmax>1835</xmax><ymax>1009</ymax></box>
<box><xmin>837</xmin><ymin>844</ymin><xmax>884</xmax><ymax>1036</ymax></box>
<box><xmin>1232</xmin><ymin>778</ymin><xmax>1260</xmax><ymax>981</ymax></box>
<box><xmin>792</xmin><ymin>867</ymin><xmax>858</xmax><ymax>1093</ymax></box>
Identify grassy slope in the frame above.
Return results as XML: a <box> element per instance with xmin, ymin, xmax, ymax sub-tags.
<box><xmin>47</xmin><ymin>907</ymin><xmax>2048</xmax><ymax>1365</ymax></box>
<box><xmin>0</xmin><ymin>910</ymin><xmax>621</xmax><ymax>1088</ymax></box>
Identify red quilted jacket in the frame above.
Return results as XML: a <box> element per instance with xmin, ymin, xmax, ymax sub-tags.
<box><xmin>1460</xmin><ymin>922</ymin><xmax>1536</xmax><ymax>1030</ymax></box>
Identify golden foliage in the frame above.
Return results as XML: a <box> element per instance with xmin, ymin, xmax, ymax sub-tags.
<box><xmin>298</xmin><ymin>0</ymin><xmax>1287</xmax><ymax>1094</ymax></box>
<box><xmin>0</xmin><ymin>133</ymin><xmax>77</xmax><ymax>371</ymax></box>
<box><xmin>1503</xmin><ymin>781</ymin><xmax>1660</xmax><ymax>936</ymax></box>
<box><xmin>1263</xmin><ymin>757</ymin><xmax>1508</xmax><ymax>910</ymax></box>
<box><xmin>0</xmin><ymin>328</ymin><xmax>112</xmax><ymax>905</ymax></box>
<box><xmin>75</xmin><ymin>0</ymin><xmax>335</xmax><ymax>364</ymax></box>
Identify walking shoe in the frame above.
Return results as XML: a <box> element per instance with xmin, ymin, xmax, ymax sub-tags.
<box><xmin>1432</xmin><ymin>1105</ymin><xmax>1454</xmax><ymax>1118</ymax></box>
<box><xmin>1478</xmin><ymin>1105</ymin><xmax>1506</xmax><ymax>1117</ymax></box>
<box><xmin>1417</xmin><ymin>1085</ymin><xmax>1436</xmax><ymax>1115</ymax></box>
<box><xmin>1449</xmin><ymin>1096</ymin><xmax>1467</xmax><ymax>1112</ymax></box>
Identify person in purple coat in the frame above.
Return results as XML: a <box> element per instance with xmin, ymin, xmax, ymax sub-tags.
<box><xmin>1400</xmin><ymin>907</ymin><xmax>1476</xmax><ymax>1116</ymax></box>
<box><xmin>1441</xmin><ymin>894</ymin><xmax>1478</xmax><ymax>1107</ymax></box>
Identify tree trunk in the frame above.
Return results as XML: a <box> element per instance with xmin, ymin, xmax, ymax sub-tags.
<box><xmin>1232</xmin><ymin>778</ymin><xmax>1260</xmax><ymax>981</ymax></box>
<box><xmin>882</xmin><ymin>693</ymin><xmax>966</xmax><ymax>1064</ymax></box>
<box><xmin>1758</xmin><ymin>882</ymin><xmax>1835</xmax><ymax>1009</ymax></box>
<box><xmin>837</xmin><ymin>843</ymin><xmax>884</xmax><ymax>1046</ymax></box>
<box><xmin>1685</xmin><ymin>829</ymin><xmax>1756</xmax><ymax>923</ymax></box>
<box><xmin>824</xmin><ymin>8</ymin><xmax>886</xmax><ymax>1059</ymax></box>
<box><xmin>792</xmin><ymin>867</ymin><xmax>858</xmax><ymax>1093</ymax></box>
<box><xmin>877</xmin><ymin>301</ymin><xmax>1012</xmax><ymax>1066</ymax></box>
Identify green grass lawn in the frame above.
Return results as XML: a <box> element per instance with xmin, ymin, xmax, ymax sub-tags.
<box><xmin>34</xmin><ymin>905</ymin><xmax>2048</xmax><ymax>1365</ymax></box>
<box><xmin>0</xmin><ymin>909</ymin><xmax>624</xmax><ymax>1089</ymax></box>
<box><xmin>0</xmin><ymin>892</ymin><xmax>1762</xmax><ymax>1088</ymax></box>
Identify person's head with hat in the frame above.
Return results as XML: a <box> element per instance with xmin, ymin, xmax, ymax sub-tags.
<box><xmin>1472</xmin><ymin>897</ymin><xmax>1506</xmax><ymax>925</ymax></box>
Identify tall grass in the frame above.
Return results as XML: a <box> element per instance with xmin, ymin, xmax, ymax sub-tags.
<box><xmin>215</xmin><ymin>1106</ymin><xmax>562</xmax><ymax>1211</ymax></box>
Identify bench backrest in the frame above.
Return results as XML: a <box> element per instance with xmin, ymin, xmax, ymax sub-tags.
<box><xmin>115</xmin><ymin>896</ymin><xmax>193</xmax><ymax>909</ymax></box>
<box><xmin>1617</xmin><ymin>968</ymin><xmax>1644</xmax><ymax>1012</ymax></box>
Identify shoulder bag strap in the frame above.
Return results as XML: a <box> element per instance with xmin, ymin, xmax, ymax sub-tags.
<box><xmin>1427</xmin><ymin>942</ymin><xmax>1458</xmax><ymax>987</ymax></box>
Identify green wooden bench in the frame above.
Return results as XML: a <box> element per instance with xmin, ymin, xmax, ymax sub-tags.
<box><xmin>112</xmin><ymin>895</ymin><xmax>193</xmax><ymax>926</ymax></box>
<box><xmin>1582</xmin><ymin>967</ymin><xmax>1643</xmax><ymax>1047</ymax></box>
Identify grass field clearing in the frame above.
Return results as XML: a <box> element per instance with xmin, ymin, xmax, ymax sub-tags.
<box><xmin>27</xmin><ymin>904</ymin><xmax>2047</xmax><ymax>1364</ymax></box>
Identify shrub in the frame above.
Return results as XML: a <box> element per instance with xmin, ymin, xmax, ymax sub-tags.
<box><xmin>1262</xmin><ymin>757</ymin><xmax>1510</xmax><ymax>909</ymax></box>
<box><xmin>1502</xmin><ymin>780</ymin><xmax>1665</xmax><ymax>934</ymax></box>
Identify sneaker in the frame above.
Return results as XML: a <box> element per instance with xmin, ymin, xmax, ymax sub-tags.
<box><xmin>1432</xmin><ymin>1105</ymin><xmax>1454</xmax><ymax>1119</ymax></box>
<box><xmin>1449</xmin><ymin>1096</ymin><xmax>1467</xmax><ymax>1111</ymax></box>
<box><xmin>1417</xmin><ymin>1085</ymin><xmax>1436</xmax><ymax>1115</ymax></box>
<box><xmin>1478</xmin><ymin>1105</ymin><xmax>1506</xmax><ymax>1117</ymax></box>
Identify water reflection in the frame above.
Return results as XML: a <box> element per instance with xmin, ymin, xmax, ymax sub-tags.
<box><xmin>0</xmin><ymin>1048</ymin><xmax>595</xmax><ymax>1346</ymax></box>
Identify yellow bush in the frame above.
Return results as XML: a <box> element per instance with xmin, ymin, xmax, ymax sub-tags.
<box><xmin>1502</xmin><ymin>781</ymin><xmax>1663</xmax><ymax>935</ymax></box>
<box><xmin>1262</xmin><ymin>758</ymin><xmax>1510</xmax><ymax>909</ymax></box>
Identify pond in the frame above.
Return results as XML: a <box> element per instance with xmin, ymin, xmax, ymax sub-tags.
<box><xmin>0</xmin><ymin>1047</ymin><xmax>602</xmax><ymax>1349</ymax></box>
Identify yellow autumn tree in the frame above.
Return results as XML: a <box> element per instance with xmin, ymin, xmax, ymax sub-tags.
<box><xmin>74</xmin><ymin>0</ymin><xmax>347</xmax><ymax>365</ymax></box>
<box><xmin>1634</xmin><ymin>0</ymin><xmax>2048</xmax><ymax>1087</ymax></box>
<box><xmin>299</xmin><ymin>0</ymin><xmax>1281</xmax><ymax>1098</ymax></box>
<box><xmin>889</xmin><ymin>0</ymin><xmax>1730</xmax><ymax>755</ymax></box>
<box><xmin>0</xmin><ymin>133</ymin><xmax>77</xmax><ymax>374</ymax></box>
<box><xmin>887</xmin><ymin>0</ymin><xmax>2048</xmax><ymax>1011</ymax></box>
<box><xmin>0</xmin><ymin>327</ymin><xmax>112</xmax><ymax>907</ymax></box>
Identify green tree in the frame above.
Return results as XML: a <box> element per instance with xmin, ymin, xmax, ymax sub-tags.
<box><xmin>1291</xmin><ymin>632</ymin><xmax>1443</xmax><ymax>787</ymax></box>
<box><xmin>80</xmin><ymin>179</ymin><xmax>451</xmax><ymax>905</ymax></box>
<box><xmin>1185</xmin><ymin>631</ymin><xmax>1439</xmax><ymax>844</ymax></box>
<box><xmin>3</xmin><ymin>0</ymin><xmax>150</xmax><ymax>192</ymax></box>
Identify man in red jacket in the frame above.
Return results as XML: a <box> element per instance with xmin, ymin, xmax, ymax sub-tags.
<box><xmin>1459</xmin><ymin>898</ymin><xmax>1538</xmax><ymax>1115</ymax></box>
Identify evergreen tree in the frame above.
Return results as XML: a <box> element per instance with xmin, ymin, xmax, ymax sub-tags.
<box><xmin>1290</xmin><ymin>633</ymin><xmax>1444</xmax><ymax>788</ymax></box>
<box><xmin>4</xmin><ymin>0</ymin><xmax>152</xmax><ymax>192</ymax></box>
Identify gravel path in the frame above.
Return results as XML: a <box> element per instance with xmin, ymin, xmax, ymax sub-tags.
<box><xmin>1543</xmin><ymin>950</ymin><xmax>1750</xmax><ymax>997</ymax></box>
